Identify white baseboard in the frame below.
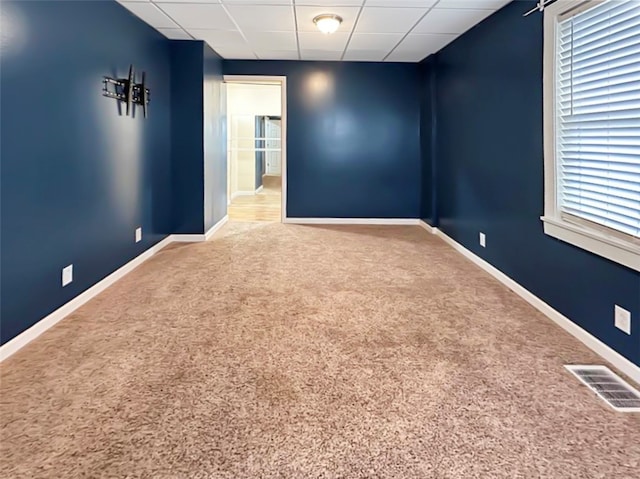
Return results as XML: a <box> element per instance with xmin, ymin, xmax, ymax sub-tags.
<box><xmin>172</xmin><ymin>234</ymin><xmax>206</xmax><ymax>243</ymax></box>
<box><xmin>285</xmin><ymin>218</ymin><xmax>422</xmax><ymax>226</ymax></box>
<box><xmin>4</xmin><ymin>218</ymin><xmax>638</xmax><ymax>386</ymax></box>
<box><xmin>0</xmin><ymin>235</ymin><xmax>174</xmax><ymax>362</ymax></box>
<box><xmin>0</xmin><ymin>215</ymin><xmax>232</xmax><ymax>362</ymax></box>
<box><xmin>205</xmin><ymin>215</ymin><xmax>229</xmax><ymax>240</ymax></box>
<box><xmin>173</xmin><ymin>215</ymin><xmax>229</xmax><ymax>243</ymax></box>
<box><xmin>434</xmin><ymin>229</ymin><xmax>640</xmax><ymax>385</ymax></box>
<box><xmin>418</xmin><ymin>220</ymin><xmax>437</xmax><ymax>234</ymax></box>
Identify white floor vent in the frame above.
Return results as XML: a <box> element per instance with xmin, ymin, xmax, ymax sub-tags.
<box><xmin>566</xmin><ymin>365</ymin><xmax>640</xmax><ymax>412</ymax></box>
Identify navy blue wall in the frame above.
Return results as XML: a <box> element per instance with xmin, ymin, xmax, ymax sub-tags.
<box><xmin>0</xmin><ymin>0</ymin><xmax>172</xmax><ymax>345</ymax></box>
<box><xmin>223</xmin><ymin>61</ymin><xmax>421</xmax><ymax>219</ymax></box>
<box><xmin>203</xmin><ymin>43</ymin><xmax>227</xmax><ymax>231</ymax></box>
<box><xmin>172</xmin><ymin>41</ymin><xmax>227</xmax><ymax>234</ymax></box>
<box><xmin>171</xmin><ymin>41</ymin><xmax>205</xmax><ymax>234</ymax></box>
<box><xmin>419</xmin><ymin>56</ymin><xmax>437</xmax><ymax>226</ymax></box>
<box><xmin>425</xmin><ymin>0</ymin><xmax>640</xmax><ymax>366</ymax></box>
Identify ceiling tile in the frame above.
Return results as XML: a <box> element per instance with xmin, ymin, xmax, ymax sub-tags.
<box><xmin>300</xmin><ymin>49</ymin><xmax>342</xmax><ymax>61</ymax></box>
<box><xmin>155</xmin><ymin>3</ymin><xmax>235</xmax><ymax>29</ymax></box>
<box><xmin>389</xmin><ymin>32</ymin><xmax>456</xmax><ymax>59</ymax></box>
<box><xmin>153</xmin><ymin>0</ymin><xmax>221</xmax><ymax>4</ymax></box>
<box><xmin>434</xmin><ymin>0</ymin><xmax>509</xmax><ymax>9</ymax></box>
<box><xmin>256</xmin><ymin>50</ymin><xmax>300</xmax><ymax>60</ymax></box>
<box><xmin>343</xmin><ymin>49</ymin><xmax>387</xmax><ymax>61</ymax></box>
<box><xmin>119</xmin><ymin>2</ymin><xmax>179</xmax><ymax>28</ymax></box>
<box><xmin>399</xmin><ymin>32</ymin><xmax>457</xmax><ymax>50</ymax></box>
<box><xmin>347</xmin><ymin>33</ymin><xmax>403</xmax><ymax>51</ymax></box>
<box><xmin>212</xmin><ymin>45</ymin><xmax>256</xmax><ymax>59</ymax></box>
<box><xmin>221</xmin><ymin>0</ymin><xmax>292</xmax><ymax>4</ymax></box>
<box><xmin>414</xmin><ymin>8</ymin><xmax>493</xmax><ymax>34</ymax></box>
<box><xmin>356</xmin><ymin>7</ymin><xmax>427</xmax><ymax>34</ymax></box>
<box><xmin>365</xmin><ymin>1</ymin><xmax>437</xmax><ymax>6</ymax></box>
<box><xmin>119</xmin><ymin>0</ymin><xmax>508</xmax><ymax>62</ymax></box>
<box><xmin>243</xmin><ymin>31</ymin><xmax>297</xmax><ymax>51</ymax></box>
<box><xmin>384</xmin><ymin>50</ymin><xmax>426</xmax><ymax>62</ymax></box>
<box><xmin>296</xmin><ymin>1</ymin><xmax>361</xmax><ymax>5</ymax></box>
<box><xmin>298</xmin><ymin>31</ymin><xmax>350</xmax><ymax>51</ymax></box>
<box><xmin>295</xmin><ymin>6</ymin><xmax>360</xmax><ymax>33</ymax></box>
<box><xmin>225</xmin><ymin>5</ymin><xmax>295</xmax><ymax>31</ymax></box>
<box><xmin>157</xmin><ymin>28</ymin><xmax>193</xmax><ymax>39</ymax></box>
<box><xmin>190</xmin><ymin>29</ymin><xmax>249</xmax><ymax>52</ymax></box>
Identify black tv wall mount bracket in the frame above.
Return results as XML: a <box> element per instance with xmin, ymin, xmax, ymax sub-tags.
<box><xmin>102</xmin><ymin>65</ymin><xmax>151</xmax><ymax>118</ymax></box>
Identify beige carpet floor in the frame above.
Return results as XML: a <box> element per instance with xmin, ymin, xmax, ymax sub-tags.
<box><xmin>1</xmin><ymin>223</ymin><xmax>639</xmax><ymax>478</ymax></box>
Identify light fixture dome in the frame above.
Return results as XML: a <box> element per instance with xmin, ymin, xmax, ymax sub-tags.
<box><xmin>313</xmin><ymin>14</ymin><xmax>343</xmax><ymax>35</ymax></box>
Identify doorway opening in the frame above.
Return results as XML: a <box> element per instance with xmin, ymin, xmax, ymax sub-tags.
<box><xmin>224</xmin><ymin>76</ymin><xmax>287</xmax><ymax>223</ymax></box>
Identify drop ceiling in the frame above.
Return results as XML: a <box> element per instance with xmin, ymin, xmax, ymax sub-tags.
<box><xmin>116</xmin><ymin>0</ymin><xmax>511</xmax><ymax>62</ymax></box>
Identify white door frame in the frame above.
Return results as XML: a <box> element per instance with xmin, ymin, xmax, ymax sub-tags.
<box><xmin>223</xmin><ymin>75</ymin><xmax>287</xmax><ymax>223</ymax></box>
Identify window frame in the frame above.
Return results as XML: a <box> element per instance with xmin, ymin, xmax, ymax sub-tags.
<box><xmin>542</xmin><ymin>0</ymin><xmax>640</xmax><ymax>272</ymax></box>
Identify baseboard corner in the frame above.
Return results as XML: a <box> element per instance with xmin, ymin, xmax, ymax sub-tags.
<box><xmin>418</xmin><ymin>220</ymin><xmax>437</xmax><ymax>234</ymax></box>
<box><xmin>205</xmin><ymin>215</ymin><xmax>229</xmax><ymax>240</ymax></box>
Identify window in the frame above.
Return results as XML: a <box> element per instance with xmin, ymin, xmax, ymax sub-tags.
<box><xmin>543</xmin><ymin>0</ymin><xmax>640</xmax><ymax>272</ymax></box>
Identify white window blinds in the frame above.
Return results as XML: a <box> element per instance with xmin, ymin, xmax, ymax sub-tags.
<box><xmin>556</xmin><ymin>0</ymin><xmax>640</xmax><ymax>239</ymax></box>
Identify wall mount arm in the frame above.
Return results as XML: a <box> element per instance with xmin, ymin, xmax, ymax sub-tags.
<box><xmin>102</xmin><ymin>64</ymin><xmax>150</xmax><ymax>118</ymax></box>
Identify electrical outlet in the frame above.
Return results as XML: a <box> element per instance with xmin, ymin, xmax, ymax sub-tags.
<box><xmin>479</xmin><ymin>232</ymin><xmax>486</xmax><ymax>248</ymax></box>
<box><xmin>135</xmin><ymin>227</ymin><xmax>142</xmax><ymax>243</ymax></box>
<box><xmin>62</xmin><ymin>264</ymin><xmax>73</xmax><ymax>287</ymax></box>
<box><xmin>614</xmin><ymin>305</ymin><xmax>631</xmax><ymax>335</ymax></box>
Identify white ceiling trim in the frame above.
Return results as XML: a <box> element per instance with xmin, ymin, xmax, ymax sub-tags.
<box><xmin>116</xmin><ymin>0</ymin><xmax>511</xmax><ymax>62</ymax></box>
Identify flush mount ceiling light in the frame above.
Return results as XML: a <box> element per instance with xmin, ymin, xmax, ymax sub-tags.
<box><xmin>313</xmin><ymin>14</ymin><xmax>343</xmax><ymax>35</ymax></box>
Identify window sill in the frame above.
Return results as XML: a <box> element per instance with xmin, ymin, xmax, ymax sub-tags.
<box><xmin>541</xmin><ymin>216</ymin><xmax>640</xmax><ymax>272</ymax></box>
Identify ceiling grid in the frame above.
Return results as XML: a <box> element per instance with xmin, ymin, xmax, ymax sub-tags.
<box><xmin>117</xmin><ymin>0</ymin><xmax>511</xmax><ymax>62</ymax></box>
